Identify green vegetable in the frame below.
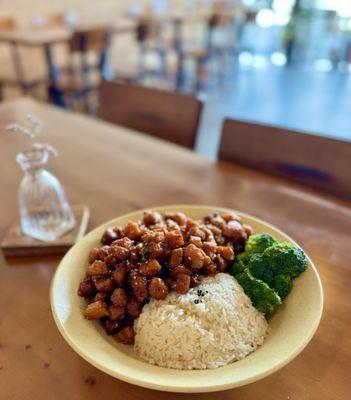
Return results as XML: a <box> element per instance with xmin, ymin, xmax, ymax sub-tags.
<box><xmin>247</xmin><ymin>253</ymin><xmax>270</xmax><ymax>280</ymax></box>
<box><xmin>230</xmin><ymin>234</ymin><xmax>308</xmax><ymax>313</ymax></box>
<box><xmin>264</xmin><ymin>242</ymin><xmax>308</xmax><ymax>278</ymax></box>
<box><xmin>245</xmin><ymin>233</ymin><xmax>278</xmax><ymax>255</ymax></box>
<box><xmin>236</xmin><ymin>270</ymin><xmax>282</xmax><ymax>314</ymax></box>
<box><xmin>231</xmin><ymin>235</ymin><xmax>308</xmax><ymax>312</ymax></box>
<box><xmin>246</xmin><ymin>254</ymin><xmax>291</xmax><ymax>298</ymax></box>
<box><xmin>248</xmin><ymin>244</ymin><xmax>304</xmax><ymax>299</ymax></box>
<box><xmin>230</xmin><ymin>233</ymin><xmax>278</xmax><ymax>277</ymax></box>
<box><xmin>271</xmin><ymin>274</ymin><xmax>292</xmax><ymax>299</ymax></box>
<box><xmin>228</xmin><ymin>259</ymin><xmax>247</xmax><ymax>276</ymax></box>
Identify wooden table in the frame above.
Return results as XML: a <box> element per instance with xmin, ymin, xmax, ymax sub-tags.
<box><xmin>0</xmin><ymin>19</ymin><xmax>136</xmax><ymax>99</ymax></box>
<box><xmin>0</xmin><ymin>20</ymin><xmax>136</xmax><ymax>46</ymax></box>
<box><xmin>0</xmin><ymin>98</ymin><xmax>350</xmax><ymax>400</ymax></box>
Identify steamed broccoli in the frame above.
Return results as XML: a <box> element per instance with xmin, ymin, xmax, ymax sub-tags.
<box><xmin>231</xmin><ymin>234</ymin><xmax>308</xmax><ymax>313</ymax></box>
<box><xmin>236</xmin><ymin>270</ymin><xmax>282</xmax><ymax>314</ymax></box>
<box><xmin>228</xmin><ymin>258</ymin><xmax>247</xmax><ymax>276</ymax></box>
<box><xmin>247</xmin><ymin>254</ymin><xmax>290</xmax><ymax>299</ymax></box>
<box><xmin>264</xmin><ymin>243</ymin><xmax>308</xmax><ymax>278</ymax></box>
<box><xmin>248</xmin><ymin>254</ymin><xmax>270</xmax><ymax>279</ymax></box>
<box><xmin>245</xmin><ymin>233</ymin><xmax>278</xmax><ymax>255</ymax></box>
<box><xmin>230</xmin><ymin>233</ymin><xmax>278</xmax><ymax>276</ymax></box>
<box><xmin>248</xmin><ymin>243</ymin><xmax>307</xmax><ymax>282</ymax></box>
<box><xmin>232</xmin><ymin>239</ymin><xmax>307</xmax><ymax>313</ymax></box>
<box><xmin>271</xmin><ymin>274</ymin><xmax>292</xmax><ymax>299</ymax></box>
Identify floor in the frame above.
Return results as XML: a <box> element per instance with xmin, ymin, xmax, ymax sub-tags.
<box><xmin>196</xmin><ymin>62</ymin><xmax>351</xmax><ymax>159</ymax></box>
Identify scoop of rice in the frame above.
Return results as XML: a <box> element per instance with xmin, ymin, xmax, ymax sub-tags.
<box><xmin>134</xmin><ymin>273</ymin><xmax>268</xmax><ymax>370</ymax></box>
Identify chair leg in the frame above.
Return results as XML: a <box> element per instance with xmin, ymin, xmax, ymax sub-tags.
<box><xmin>195</xmin><ymin>56</ymin><xmax>208</xmax><ymax>93</ymax></box>
<box><xmin>138</xmin><ymin>45</ymin><xmax>147</xmax><ymax>81</ymax></box>
<box><xmin>83</xmin><ymin>90</ymin><xmax>95</xmax><ymax>115</ymax></box>
<box><xmin>158</xmin><ymin>48</ymin><xmax>167</xmax><ymax>78</ymax></box>
<box><xmin>0</xmin><ymin>82</ymin><xmax>4</xmax><ymax>101</ymax></box>
<box><xmin>176</xmin><ymin>51</ymin><xmax>185</xmax><ymax>91</ymax></box>
<box><xmin>47</xmin><ymin>85</ymin><xmax>67</xmax><ymax>108</ymax></box>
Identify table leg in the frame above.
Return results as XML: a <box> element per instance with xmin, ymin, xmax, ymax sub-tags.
<box><xmin>44</xmin><ymin>44</ymin><xmax>66</xmax><ymax>107</ymax></box>
<box><xmin>10</xmin><ymin>42</ymin><xmax>27</xmax><ymax>93</ymax></box>
<box><xmin>44</xmin><ymin>44</ymin><xmax>60</xmax><ymax>82</ymax></box>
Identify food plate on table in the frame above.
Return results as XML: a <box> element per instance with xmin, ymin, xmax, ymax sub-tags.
<box><xmin>50</xmin><ymin>205</ymin><xmax>323</xmax><ymax>393</ymax></box>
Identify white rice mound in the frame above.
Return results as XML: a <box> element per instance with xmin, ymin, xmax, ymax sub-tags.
<box><xmin>134</xmin><ymin>273</ymin><xmax>269</xmax><ymax>370</ymax></box>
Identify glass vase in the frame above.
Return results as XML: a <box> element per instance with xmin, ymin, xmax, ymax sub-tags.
<box><xmin>17</xmin><ymin>146</ymin><xmax>76</xmax><ymax>242</ymax></box>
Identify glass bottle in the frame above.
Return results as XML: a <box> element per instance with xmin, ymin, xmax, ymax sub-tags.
<box><xmin>16</xmin><ymin>144</ymin><xmax>76</xmax><ymax>241</ymax></box>
<box><xmin>7</xmin><ymin>115</ymin><xmax>76</xmax><ymax>242</ymax></box>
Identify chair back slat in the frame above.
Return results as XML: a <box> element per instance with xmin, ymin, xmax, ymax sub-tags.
<box><xmin>218</xmin><ymin>118</ymin><xmax>351</xmax><ymax>199</ymax></box>
<box><xmin>97</xmin><ymin>81</ymin><xmax>202</xmax><ymax>149</ymax></box>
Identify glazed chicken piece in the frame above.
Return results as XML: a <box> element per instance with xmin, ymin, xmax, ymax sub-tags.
<box><xmin>139</xmin><ymin>259</ymin><xmax>162</xmax><ymax>278</ymax></box>
<box><xmin>87</xmin><ymin>260</ymin><xmax>108</xmax><ymax>276</ymax></box>
<box><xmin>84</xmin><ymin>300</ymin><xmax>109</xmax><ymax>319</ymax></box>
<box><xmin>149</xmin><ymin>277</ymin><xmax>169</xmax><ymax>300</ymax></box>
<box><xmin>111</xmin><ymin>288</ymin><xmax>128</xmax><ymax>307</ymax></box>
<box><xmin>142</xmin><ymin>211</ymin><xmax>162</xmax><ymax>226</ymax></box>
<box><xmin>114</xmin><ymin>325</ymin><xmax>135</xmax><ymax>344</ymax></box>
<box><xmin>175</xmin><ymin>274</ymin><xmax>190</xmax><ymax>294</ymax></box>
<box><xmin>126</xmin><ymin>297</ymin><xmax>142</xmax><ymax>318</ymax></box>
<box><xmin>168</xmin><ymin>248</ymin><xmax>183</xmax><ymax>267</ymax></box>
<box><xmin>184</xmin><ymin>244</ymin><xmax>206</xmax><ymax>272</ymax></box>
<box><xmin>130</xmin><ymin>273</ymin><xmax>149</xmax><ymax>302</ymax></box>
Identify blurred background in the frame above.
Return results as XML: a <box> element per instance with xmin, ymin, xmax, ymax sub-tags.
<box><xmin>0</xmin><ymin>0</ymin><xmax>351</xmax><ymax>158</ymax></box>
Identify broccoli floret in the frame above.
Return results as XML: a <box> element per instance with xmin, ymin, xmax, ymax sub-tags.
<box><xmin>234</xmin><ymin>240</ymin><xmax>307</xmax><ymax>313</ymax></box>
<box><xmin>248</xmin><ymin>254</ymin><xmax>271</xmax><ymax>280</ymax></box>
<box><xmin>245</xmin><ymin>233</ymin><xmax>278</xmax><ymax>255</ymax></box>
<box><xmin>229</xmin><ymin>234</ymin><xmax>278</xmax><ymax>277</ymax></box>
<box><xmin>271</xmin><ymin>274</ymin><xmax>292</xmax><ymax>299</ymax></box>
<box><xmin>247</xmin><ymin>255</ymin><xmax>291</xmax><ymax>298</ymax></box>
<box><xmin>237</xmin><ymin>251</ymin><xmax>251</xmax><ymax>263</ymax></box>
<box><xmin>228</xmin><ymin>252</ymin><xmax>251</xmax><ymax>277</ymax></box>
<box><xmin>236</xmin><ymin>270</ymin><xmax>282</xmax><ymax>314</ymax></box>
<box><xmin>228</xmin><ymin>259</ymin><xmax>247</xmax><ymax>276</ymax></box>
<box><xmin>264</xmin><ymin>243</ymin><xmax>308</xmax><ymax>278</ymax></box>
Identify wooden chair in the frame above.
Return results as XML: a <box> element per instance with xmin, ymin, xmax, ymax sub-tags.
<box><xmin>0</xmin><ymin>18</ymin><xmax>48</xmax><ymax>100</ymax></box>
<box><xmin>48</xmin><ymin>27</ymin><xmax>112</xmax><ymax>113</ymax></box>
<box><xmin>218</xmin><ymin>118</ymin><xmax>351</xmax><ymax>199</ymax></box>
<box><xmin>97</xmin><ymin>80</ymin><xmax>203</xmax><ymax>149</ymax></box>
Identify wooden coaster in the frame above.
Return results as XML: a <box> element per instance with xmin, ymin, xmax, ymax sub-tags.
<box><xmin>1</xmin><ymin>205</ymin><xmax>90</xmax><ymax>257</ymax></box>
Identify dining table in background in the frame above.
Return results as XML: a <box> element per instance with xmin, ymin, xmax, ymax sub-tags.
<box><xmin>0</xmin><ymin>18</ymin><xmax>136</xmax><ymax>100</ymax></box>
<box><xmin>0</xmin><ymin>98</ymin><xmax>350</xmax><ymax>400</ymax></box>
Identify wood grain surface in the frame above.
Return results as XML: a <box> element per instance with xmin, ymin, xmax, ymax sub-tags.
<box><xmin>0</xmin><ymin>98</ymin><xmax>350</xmax><ymax>400</ymax></box>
